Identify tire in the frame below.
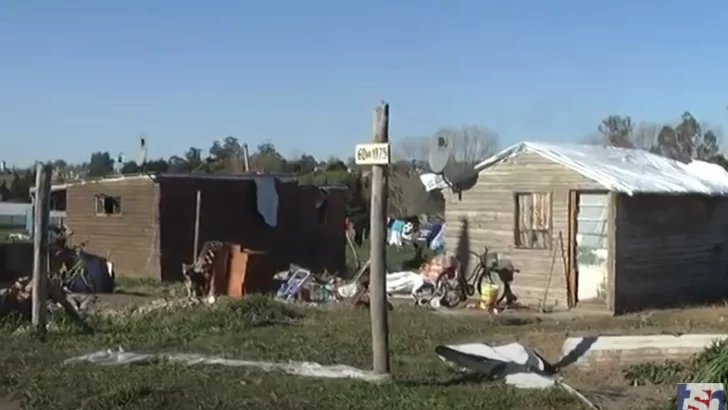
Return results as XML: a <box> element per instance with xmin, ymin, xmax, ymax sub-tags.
<box><xmin>435</xmin><ymin>270</ymin><xmax>464</xmax><ymax>308</ymax></box>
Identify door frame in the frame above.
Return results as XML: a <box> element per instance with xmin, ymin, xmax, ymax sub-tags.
<box><xmin>567</xmin><ymin>189</ymin><xmax>610</xmax><ymax>308</ymax></box>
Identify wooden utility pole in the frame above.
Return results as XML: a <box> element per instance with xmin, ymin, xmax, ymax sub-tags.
<box><xmin>193</xmin><ymin>190</ymin><xmax>202</xmax><ymax>260</ymax></box>
<box><xmin>31</xmin><ymin>163</ymin><xmax>53</xmax><ymax>336</ymax></box>
<box><xmin>368</xmin><ymin>102</ymin><xmax>391</xmax><ymax>375</ymax></box>
<box><xmin>242</xmin><ymin>144</ymin><xmax>251</xmax><ymax>172</ymax></box>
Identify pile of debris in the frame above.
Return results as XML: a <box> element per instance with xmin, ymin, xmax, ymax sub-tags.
<box><xmin>0</xmin><ymin>275</ymin><xmax>94</xmax><ymax>333</ymax></box>
<box><xmin>273</xmin><ymin>263</ymin><xmax>397</xmax><ymax>310</ymax></box>
<box><xmin>274</xmin><ymin>265</ymin><xmax>344</xmax><ymax>304</ymax></box>
<box><xmin>0</xmin><ymin>276</ymin><xmax>34</xmax><ymax>318</ymax></box>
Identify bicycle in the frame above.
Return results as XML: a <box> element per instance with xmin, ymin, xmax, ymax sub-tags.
<box><xmin>52</xmin><ymin>238</ymin><xmax>90</xmax><ymax>291</ymax></box>
<box><xmin>435</xmin><ymin>246</ymin><xmax>519</xmax><ymax>308</ymax></box>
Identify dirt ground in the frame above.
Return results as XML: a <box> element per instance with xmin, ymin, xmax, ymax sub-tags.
<box><xmin>433</xmin><ymin>303</ymin><xmax>728</xmax><ymax>409</ymax></box>
<box><xmin>0</xmin><ymin>397</ymin><xmax>20</xmax><ymax>410</ymax></box>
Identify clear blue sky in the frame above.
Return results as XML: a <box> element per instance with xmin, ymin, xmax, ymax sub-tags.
<box><xmin>2</xmin><ymin>0</ymin><xmax>727</xmax><ymax>166</ymax></box>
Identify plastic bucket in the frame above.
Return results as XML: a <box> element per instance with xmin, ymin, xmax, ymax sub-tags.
<box><xmin>479</xmin><ymin>283</ymin><xmax>499</xmax><ymax>310</ymax></box>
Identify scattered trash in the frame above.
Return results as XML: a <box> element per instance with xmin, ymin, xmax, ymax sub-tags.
<box><xmin>66</xmin><ymin>347</ymin><xmax>387</xmax><ymax>382</ymax></box>
<box><xmin>0</xmin><ymin>276</ymin><xmax>94</xmax><ymax>333</ymax></box>
<box><xmin>273</xmin><ymin>265</ymin><xmax>341</xmax><ymax>304</ymax></box>
<box><xmin>437</xmin><ymin>342</ymin><xmax>598</xmax><ymax>409</ymax></box>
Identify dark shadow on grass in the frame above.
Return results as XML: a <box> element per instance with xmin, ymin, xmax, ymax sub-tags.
<box><xmin>394</xmin><ymin>372</ymin><xmax>496</xmax><ymax>387</ymax></box>
<box><xmin>94</xmin><ymin>386</ymin><xmax>182</xmax><ymax>408</ymax></box>
<box><xmin>490</xmin><ymin>317</ymin><xmax>541</xmax><ymax>326</ymax></box>
<box><xmin>113</xmin><ymin>290</ymin><xmax>152</xmax><ymax>297</ymax></box>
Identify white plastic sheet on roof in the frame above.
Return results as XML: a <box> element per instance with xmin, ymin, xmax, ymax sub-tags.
<box><xmin>474</xmin><ymin>142</ymin><xmax>728</xmax><ymax>196</ymax></box>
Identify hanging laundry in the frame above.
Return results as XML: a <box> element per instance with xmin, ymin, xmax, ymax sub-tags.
<box><xmin>388</xmin><ymin>218</ymin><xmax>406</xmax><ymax>247</ymax></box>
<box><xmin>428</xmin><ymin>222</ymin><xmax>445</xmax><ymax>252</ymax></box>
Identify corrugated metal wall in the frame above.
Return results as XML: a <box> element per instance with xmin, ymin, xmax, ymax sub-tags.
<box><xmin>614</xmin><ymin>194</ymin><xmax>728</xmax><ymax>313</ymax></box>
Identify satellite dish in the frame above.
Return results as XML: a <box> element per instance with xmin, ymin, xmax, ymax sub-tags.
<box><xmin>137</xmin><ymin>134</ymin><xmax>148</xmax><ymax>165</ymax></box>
<box><xmin>448</xmin><ymin>167</ymin><xmax>479</xmax><ymax>192</ymax></box>
<box><xmin>428</xmin><ymin>135</ymin><xmax>451</xmax><ymax>174</ymax></box>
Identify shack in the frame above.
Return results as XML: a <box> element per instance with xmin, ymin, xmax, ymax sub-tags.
<box><xmin>48</xmin><ymin>173</ymin><xmax>347</xmax><ymax>281</ymax></box>
<box><xmin>445</xmin><ymin>142</ymin><xmax>728</xmax><ymax>314</ymax></box>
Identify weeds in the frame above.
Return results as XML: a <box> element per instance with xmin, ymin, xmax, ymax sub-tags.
<box><xmin>622</xmin><ymin>361</ymin><xmax>687</xmax><ymax>386</ymax></box>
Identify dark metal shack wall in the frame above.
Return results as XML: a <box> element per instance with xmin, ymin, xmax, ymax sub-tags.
<box><xmin>614</xmin><ymin>194</ymin><xmax>728</xmax><ymax>313</ymax></box>
<box><xmin>157</xmin><ymin>179</ymin><xmax>346</xmax><ymax>281</ymax></box>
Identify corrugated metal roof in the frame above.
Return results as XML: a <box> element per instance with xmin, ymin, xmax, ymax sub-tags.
<box><xmin>474</xmin><ymin>141</ymin><xmax>728</xmax><ymax>196</ymax></box>
<box><xmin>34</xmin><ymin>172</ymin><xmax>298</xmax><ymax>192</ymax></box>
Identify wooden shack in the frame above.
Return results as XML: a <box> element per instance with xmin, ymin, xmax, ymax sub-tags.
<box><xmin>55</xmin><ymin>173</ymin><xmax>347</xmax><ymax>281</ymax></box>
<box><xmin>445</xmin><ymin>142</ymin><xmax>728</xmax><ymax>314</ymax></box>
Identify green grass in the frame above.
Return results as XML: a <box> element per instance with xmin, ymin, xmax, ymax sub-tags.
<box><xmin>0</xmin><ymin>297</ymin><xmax>584</xmax><ymax>410</ymax></box>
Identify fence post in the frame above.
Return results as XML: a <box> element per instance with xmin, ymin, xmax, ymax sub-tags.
<box><xmin>32</xmin><ymin>163</ymin><xmax>53</xmax><ymax>337</ymax></box>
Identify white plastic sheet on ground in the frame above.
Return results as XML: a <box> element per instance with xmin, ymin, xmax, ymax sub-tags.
<box><xmin>437</xmin><ymin>342</ymin><xmax>597</xmax><ymax>409</ymax></box>
<box><xmin>65</xmin><ymin>347</ymin><xmax>384</xmax><ymax>382</ymax></box>
<box><xmin>337</xmin><ymin>271</ymin><xmax>426</xmax><ymax>299</ymax></box>
<box><xmin>385</xmin><ymin>271</ymin><xmax>425</xmax><ymax>294</ymax></box>
<box><xmin>437</xmin><ymin>342</ymin><xmax>556</xmax><ymax>389</ymax></box>
<box><xmin>474</xmin><ymin>142</ymin><xmax>728</xmax><ymax>196</ymax></box>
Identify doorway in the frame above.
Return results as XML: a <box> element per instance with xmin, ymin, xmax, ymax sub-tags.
<box><xmin>568</xmin><ymin>191</ymin><xmax>609</xmax><ymax>305</ymax></box>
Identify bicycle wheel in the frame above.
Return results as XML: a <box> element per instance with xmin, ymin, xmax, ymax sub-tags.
<box><xmin>464</xmin><ymin>264</ymin><xmax>484</xmax><ymax>296</ymax></box>
<box><xmin>435</xmin><ymin>270</ymin><xmax>464</xmax><ymax>308</ymax></box>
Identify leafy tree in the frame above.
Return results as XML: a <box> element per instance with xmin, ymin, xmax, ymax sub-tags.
<box><xmin>598</xmin><ymin>115</ymin><xmax>634</xmax><ymax>148</ymax></box>
<box><xmin>593</xmin><ymin>112</ymin><xmax>722</xmax><ymax>164</ymax></box>
<box><xmin>0</xmin><ymin>180</ymin><xmax>9</xmax><ymax>201</ymax></box>
<box><xmin>8</xmin><ymin>170</ymin><xmax>34</xmax><ymax>201</ymax></box>
<box><xmin>88</xmin><ymin>152</ymin><xmax>114</xmax><ymax>177</ymax></box>
<box><xmin>121</xmin><ymin>161</ymin><xmax>141</xmax><ymax>174</ymax></box>
<box><xmin>287</xmin><ymin>154</ymin><xmax>318</xmax><ymax>174</ymax></box>
<box><xmin>250</xmin><ymin>142</ymin><xmax>286</xmax><ymax>172</ymax></box>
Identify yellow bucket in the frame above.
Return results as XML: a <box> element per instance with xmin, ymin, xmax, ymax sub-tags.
<box><xmin>479</xmin><ymin>283</ymin><xmax>499</xmax><ymax>310</ymax></box>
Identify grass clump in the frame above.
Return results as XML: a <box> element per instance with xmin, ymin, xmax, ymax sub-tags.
<box><xmin>691</xmin><ymin>338</ymin><xmax>728</xmax><ymax>384</ymax></box>
<box><xmin>622</xmin><ymin>361</ymin><xmax>687</xmax><ymax>386</ymax></box>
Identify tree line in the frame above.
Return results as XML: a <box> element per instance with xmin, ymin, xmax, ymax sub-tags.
<box><xmin>587</xmin><ymin>111</ymin><xmax>728</xmax><ymax>166</ymax></box>
<box><xmin>3</xmin><ymin>112</ymin><xmax>725</xmax><ymax>216</ymax></box>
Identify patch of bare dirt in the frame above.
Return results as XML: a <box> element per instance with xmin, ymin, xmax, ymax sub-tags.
<box><xmin>0</xmin><ymin>396</ymin><xmax>21</xmax><ymax>410</ymax></box>
<box><xmin>561</xmin><ymin>364</ymin><xmax>672</xmax><ymax>410</ymax></box>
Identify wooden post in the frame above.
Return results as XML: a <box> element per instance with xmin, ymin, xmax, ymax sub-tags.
<box><xmin>242</xmin><ymin>144</ymin><xmax>251</xmax><ymax>172</ymax></box>
<box><xmin>368</xmin><ymin>102</ymin><xmax>391</xmax><ymax>375</ymax></box>
<box><xmin>32</xmin><ymin>163</ymin><xmax>52</xmax><ymax>336</ymax></box>
<box><xmin>193</xmin><ymin>190</ymin><xmax>201</xmax><ymax>260</ymax></box>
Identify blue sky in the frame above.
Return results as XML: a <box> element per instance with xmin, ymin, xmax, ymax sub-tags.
<box><xmin>1</xmin><ymin>0</ymin><xmax>727</xmax><ymax>166</ymax></box>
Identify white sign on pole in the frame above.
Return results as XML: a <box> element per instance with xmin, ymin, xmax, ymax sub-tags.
<box><xmin>355</xmin><ymin>143</ymin><xmax>391</xmax><ymax>165</ymax></box>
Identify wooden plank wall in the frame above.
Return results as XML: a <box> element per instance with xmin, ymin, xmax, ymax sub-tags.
<box><xmin>65</xmin><ymin>177</ymin><xmax>160</xmax><ymax>278</ymax></box>
<box><xmin>444</xmin><ymin>152</ymin><xmax>603</xmax><ymax>309</ymax></box>
<box><xmin>614</xmin><ymin>194</ymin><xmax>728</xmax><ymax>313</ymax></box>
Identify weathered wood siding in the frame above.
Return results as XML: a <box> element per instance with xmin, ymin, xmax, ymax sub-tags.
<box><xmin>444</xmin><ymin>152</ymin><xmax>603</xmax><ymax>309</ymax></box>
<box><xmin>66</xmin><ymin>178</ymin><xmax>160</xmax><ymax>278</ymax></box>
<box><xmin>614</xmin><ymin>194</ymin><xmax>728</xmax><ymax>313</ymax></box>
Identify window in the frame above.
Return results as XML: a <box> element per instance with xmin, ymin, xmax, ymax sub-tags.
<box><xmin>95</xmin><ymin>195</ymin><xmax>122</xmax><ymax>216</ymax></box>
<box><xmin>514</xmin><ymin>192</ymin><xmax>552</xmax><ymax>249</ymax></box>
